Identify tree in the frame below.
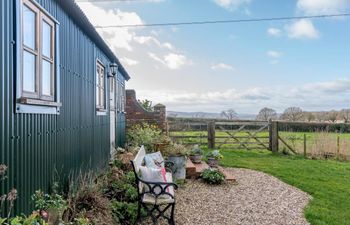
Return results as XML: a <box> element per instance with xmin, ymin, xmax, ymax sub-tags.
<box><xmin>303</xmin><ymin>112</ymin><xmax>316</xmax><ymax>122</ymax></box>
<box><xmin>340</xmin><ymin>109</ymin><xmax>350</xmax><ymax>123</ymax></box>
<box><xmin>193</xmin><ymin>112</ymin><xmax>206</xmax><ymax>118</ymax></box>
<box><xmin>280</xmin><ymin>107</ymin><xmax>303</xmax><ymax>121</ymax></box>
<box><xmin>138</xmin><ymin>99</ymin><xmax>153</xmax><ymax>111</ymax></box>
<box><xmin>256</xmin><ymin>107</ymin><xmax>277</xmax><ymax>121</ymax></box>
<box><xmin>326</xmin><ymin>110</ymin><xmax>338</xmax><ymax>123</ymax></box>
<box><xmin>221</xmin><ymin>109</ymin><xmax>238</xmax><ymax>120</ymax></box>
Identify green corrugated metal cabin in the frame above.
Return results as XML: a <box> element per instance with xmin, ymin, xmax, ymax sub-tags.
<box><xmin>0</xmin><ymin>0</ymin><xmax>130</xmax><ymax>214</ymax></box>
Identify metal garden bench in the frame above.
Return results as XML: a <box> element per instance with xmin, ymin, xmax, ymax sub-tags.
<box><xmin>131</xmin><ymin>146</ymin><xmax>178</xmax><ymax>225</ymax></box>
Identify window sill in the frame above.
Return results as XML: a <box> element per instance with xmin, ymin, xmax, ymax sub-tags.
<box><xmin>20</xmin><ymin>98</ymin><xmax>62</xmax><ymax>107</ymax></box>
<box><xmin>96</xmin><ymin>108</ymin><xmax>108</xmax><ymax>116</ymax></box>
<box><xmin>16</xmin><ymin>98</ymin><xmax>61</xmax><ymax>115</ymax></box>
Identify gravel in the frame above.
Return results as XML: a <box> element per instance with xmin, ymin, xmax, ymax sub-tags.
<box><xmin>141</xmin><ymin>168</ymin><xmax>311</xmax><ymax>225</ymax></box>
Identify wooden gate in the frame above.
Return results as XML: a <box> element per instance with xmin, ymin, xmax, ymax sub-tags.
<box><xmin>215</xmin><ymin>121</ymin><xmax>270</xmax><ymax>150</ymax></box>
<box><xmin>168</xmin><ymin>119</ymin><xmax>271</xmax><ymax>151</ymax></box>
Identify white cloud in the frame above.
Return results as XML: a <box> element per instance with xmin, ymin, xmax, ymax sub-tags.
<box><xmin>297</xmin><ymin>0</ymin><xmax>349</xmax><ymax>15</ymax></box>
<box><xmin>285</xmin><ymin>19</ymin><xmax>320</xmax><ymax>39</ymax></box>
<box><xmin>267</xmin><ymin>28</ymin><xmax>282</xmax><ymax>37</ymax></box>
<box><xmin>303</xmin><ymin>79</ymin><xmax>350</xmax><ymax>93</ymax></box>
<box><xmin>148</xmin><ymin>52</ymin><xmax>191</xmax><ymax>70</ymax></box>
<box><xmin>162</xmin><ymin>42</ymin><xmax>174</xmax><ymax>50</ymax></box>
<box><xmin>213</xmin><ymin>0</ymin><xmax>251</xmax><ymax>11</ymax></box>
<box><xmin>120</xmin><ymin>57</ymin><xmax>139</xmax><ymax>66</ymax></box>
<box><xmin>136</xmin><ymin>79</ymin><xmax>350</xmax><ymax>113</ymax></box>
<box><xmin>211</xmin><ymin>63</ymin><xmax>235</xmax><ymax>71</ymax></box>
<box><xmin>164</xmin><ymin>53</ymin><xmax>189</xmax><ymax>70</ymax></box>
<box><xmin>133</xmin><ymin>36</ymin><xmax>174</xmax><ymax>50</ymax></box>
<box><xmin>267</xmin><ymin>51</ymin><xmax>283</xmax><ymax>58</ymax></box>
<box><xmin>78</xmin><ymin>3</ymin><xmax>143</xmax><ymax>52</ymax></box>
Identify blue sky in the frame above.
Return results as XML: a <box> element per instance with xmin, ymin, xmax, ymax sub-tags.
<box><xmin>78</xmin><ymin>0</ymin><xmax>350</xmax><ymax>114</ymax></box>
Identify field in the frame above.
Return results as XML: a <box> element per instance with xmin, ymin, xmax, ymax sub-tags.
<box><xmin>210</xmin><ymin>149</ymin><xmax>350</xmax><ymax>225</ymax></box>
<box><xmin>169</xmin><ymin>131</ymin><xmax>350</xmax><ymax>158</ymax></box>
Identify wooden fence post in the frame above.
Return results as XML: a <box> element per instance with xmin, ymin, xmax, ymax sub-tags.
<box><xmin>303</xmin><ymin>133</ymin><xmax>307</xmax><ymax>158</ymax></box>
<box><xmin>208</xmin><ymin>122</ymin><xmax>216</xmax><ymax>149</ymax></box>
<box><xmin>337</xmin><ymin>135</ymin><xmax>340</xmax><ymax>160</ymax></box>
<box><xmin>269</xmin><ymin>120</ymin><xmax>279</xmax><ymax>152</ymax></box>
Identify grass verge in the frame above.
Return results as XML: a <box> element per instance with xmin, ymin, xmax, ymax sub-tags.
<box><xmin>217</xmin><ymin>149</ymin><xmax>350</xmax><ymax>225</ymax></box>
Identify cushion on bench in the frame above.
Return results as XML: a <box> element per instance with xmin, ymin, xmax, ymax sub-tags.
<box><xmin>142</xmin><ymin>172</ymin><xmax>174</xmax><ymax>205</ymax></box>
<box><xmin>144</xmin><ymin>151</ymin><xmax>165</xmax><ymax>168</ymax></box>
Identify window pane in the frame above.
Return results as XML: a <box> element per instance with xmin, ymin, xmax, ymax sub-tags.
<box><xmin>23</xmin><ymin>5</ymin><xmax>36</xmax><ymax>50</ymax></box>
<box><xmin>23</xmin><ymin>51</ymin><xmax>36</xmax><ymax>92</ymax></box>
<box><xmin>42</xmin><ymin>21</ymin><xmax>52</xmax><ymax>58</ymax></box>
<box><xmin>96</xmin><ymin>67</ymin><xmax>100</xmax><ymax>107</ymax></box>
<box><xmin>42</xmin><ymin>60</ymin><xmax>52</xmax><ymax>96</ymax></box>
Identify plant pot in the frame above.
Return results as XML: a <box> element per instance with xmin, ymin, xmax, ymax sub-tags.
<box><xmin>207</xmin><ymin>157</ymin><xmax>219</xmax><ymax>168</ymax></box>
<box><xmin>189</xmin><ymin>154</ymin><xmax>202</xmax><ymax>164</ymax></box>
<box><xmin>168</xmin><ymin>155</ymin><xmax>186</xmax><ymax>180</ymax></box>
<box><xmin>154</xmin><ymin>142</ymin><xmax>171</xmax><ymax>154</ymax></box>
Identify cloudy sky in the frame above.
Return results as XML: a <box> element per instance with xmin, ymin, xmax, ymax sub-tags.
<box><xmin>77</xmin><ymin>0</ymin><xmax>350</xmax><ymax>114</ymax></box>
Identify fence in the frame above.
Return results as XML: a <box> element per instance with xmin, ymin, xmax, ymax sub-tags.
<box><xmin>167</xmin><ymin>118</ymin><xmax>350</xmax><ymax>160</ymax></box>
<box><xmin>276</xmin><ymin>121</ymin><xmax>350</xmax><ymax>160</ymax></box>
<box><xmin>168</xmin><ymin>118</ymin><xmax>270</xmax><ymax>151</ymax></box>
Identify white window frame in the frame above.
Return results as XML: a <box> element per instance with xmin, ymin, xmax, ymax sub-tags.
<box><xmin>96</xmin><ymin>60</ymin><xmax>107</xmax><ymax>115</ymax></box>
<box><xmin>16</xmin><ymin>0</ymin><xmax>61</xmax><ymax>114</ymax></box>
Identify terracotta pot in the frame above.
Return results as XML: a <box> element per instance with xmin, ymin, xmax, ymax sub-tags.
<box><xmin>189</xmin><ymin>155</ymin><xmax>202</xmax><ymax>164</ymax></box>
<box><xmin>207</xmin><ymin>157</ymin><xmax>219</xmax><ymax>168</ymax></box>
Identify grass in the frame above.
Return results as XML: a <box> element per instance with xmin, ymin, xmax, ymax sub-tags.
<box><xmin>170</xmin><ymin>131</ymin><xmax>350</xmax><ymax>157</ymax></box>
<box><xmin>214</xmin><ymin>149</ymin><xmax>350</xmax><ymax>225</ymax></box>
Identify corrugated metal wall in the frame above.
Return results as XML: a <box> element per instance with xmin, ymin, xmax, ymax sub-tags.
<box><xmin>0</xmin><ymin>0</ymin><xmax>126</xmax><ymax>214</ymax></box>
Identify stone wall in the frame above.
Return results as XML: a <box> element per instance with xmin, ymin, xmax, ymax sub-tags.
<box><xmin>125</xmin><ymin>89</ymin><xmax>168</xmax><ymax>132</ymax></box>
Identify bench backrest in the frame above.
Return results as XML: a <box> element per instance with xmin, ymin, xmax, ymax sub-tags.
<box><xmin>132</xmin><ymin>145</ymin><xmax>146</xmax><ymax>173</ymax></box>
<box><xmin>131</xmin><ymin>146</ymin><xmax>146</xmax><ymax>193</ymax></box>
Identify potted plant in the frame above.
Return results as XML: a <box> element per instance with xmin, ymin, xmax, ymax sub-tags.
<box><xmin>206</xmin><ymin>150</ymin><xmax>223</xmax><ymax>168</ymax></box>
<box><xmin>189</xmin><ymin>145</ymin><xmax>204</xmax><ymax>164</ymax></box>
<box><xmin>201</xmin><ymin>168</ymin><xmax>225</xmax><ymax>185</ymax></box>
<box><xmin>32</xmin><ymin>190</ymin><xmax>67</xmax><ymax>225</ymax></box>
<box><xmin>164</xmin><ymin>143</ymin><xmax>189</xmax><ymax>180</ymax></box>
<box><xmin>153</xmin><ymin>135</ymin><xmax>172</xmax><ymax>154</ymax></box>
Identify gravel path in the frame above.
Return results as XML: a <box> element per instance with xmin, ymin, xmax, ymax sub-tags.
<box><xmin>142</xmin><ymin>168</ymin><xmax>311</xmax><ymax>225</ymax></box>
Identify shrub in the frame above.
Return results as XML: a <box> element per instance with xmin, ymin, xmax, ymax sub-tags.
<box><xmin>190</xmin><ymin>145</ymin><xmax>204</xmax><ymax>156</ymax></box>
<box><xmin>206</xmin><ymin>150</ymin><xmax>223</xmax><ymax>160</ymax></box>
<box><xmin>111</xmin><ymin>201</ymin><xmax>140</xmax><ymax>225</ymax></box>
<box><xmin>0</xmin><ymin>165</ymin><xmax>17</xmax><ymax>219</ymax></box>
<box><xmin>201</xmin><ymin>169</ymin><xmax>225</xmax><ymax>185</ymax></box>
<box><xmin>163</xmin><ymin>143</ymin><xmax>189</xmax><ymax>157</ymax></box>
<box><xmin>32</xmin><ymin>190</ymin><xmax>67</xmax><ymax>213</ymax></box>
<box><xmin>126</xmin><ymin>123</ymin><xmax>162</xmax><ymax>151</ymax></box>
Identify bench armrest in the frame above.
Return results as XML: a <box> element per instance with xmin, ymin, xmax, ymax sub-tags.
<box><xmin>137</xmin><ymin>177</ymin><xmax>178</xmax><ymax>198</ymax></box>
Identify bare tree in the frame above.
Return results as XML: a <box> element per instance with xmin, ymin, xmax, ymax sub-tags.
<box><xmin>221</xmin><ymin>109</ymin><xmax>238</xmax><ymax>120</ymax></box>
<box><xmin>326</xmin><ymin>110</ymin><xmax>338</xmax><ymax>123</ymax></box>
<box><xmin>256</xmin><ymin>107</ymin><xmax>277</xmax><ymax>121</ymax></box>
<box><xmin>340</xmin><ymin>109</ymin><xmax>350</xmax><ymax>123</ymax></box>
<box><xmin>193</xmin><ymin>112</ymin><xmax>206</xmax><ymax>118</ymax></box>
<box><xmin>280</xmin><ymin>107</ymin><xmax>303</xmax><ymax>121</ymax></box>
<box><xmin>303</xmin><ymin>112</ymin><xmax>316</xmax><ymax>122</ymax></box>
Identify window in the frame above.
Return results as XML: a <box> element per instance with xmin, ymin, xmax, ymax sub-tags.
<box><xmin>96</xmin><ymin>61</ymin><xmax>106</xmax><ymax>111</ymax></box>
<box><xmin>21</xmin><ymin>0</ymin><xmax>56</xmax><ymax>102</ymax></box>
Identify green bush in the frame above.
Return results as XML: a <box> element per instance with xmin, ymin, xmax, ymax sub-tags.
<box><xmin>31</xmin><ymin>190</ymin><xmax>67</xmax><ymax>212</ymax></box>
<box><xmin>126</xmin><ymin>123</ymin><xmax>162</xmax><ymax>151</ymax></box>
<box><xmin>201</xmin><ymin>169</ymin><xmax>225</xmax><ymax>185</ymax></box>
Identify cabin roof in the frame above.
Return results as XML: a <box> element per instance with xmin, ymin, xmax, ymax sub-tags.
<box><xmin>58</xmin><ymin>0</ymin><xmax>130</xmax><ymax>81</ymax></box>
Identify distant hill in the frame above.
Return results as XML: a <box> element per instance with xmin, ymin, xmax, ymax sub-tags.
<box><xmin>167</xmin><ymin>111</ymin><xmax>256</xmax><ymax>120</ymax></box>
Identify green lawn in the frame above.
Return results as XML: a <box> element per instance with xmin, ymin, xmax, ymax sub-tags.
<box><xmin>215</xmin><ymin>149</ymin><xmax>350</xmax><ymax>225</ymax></box>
